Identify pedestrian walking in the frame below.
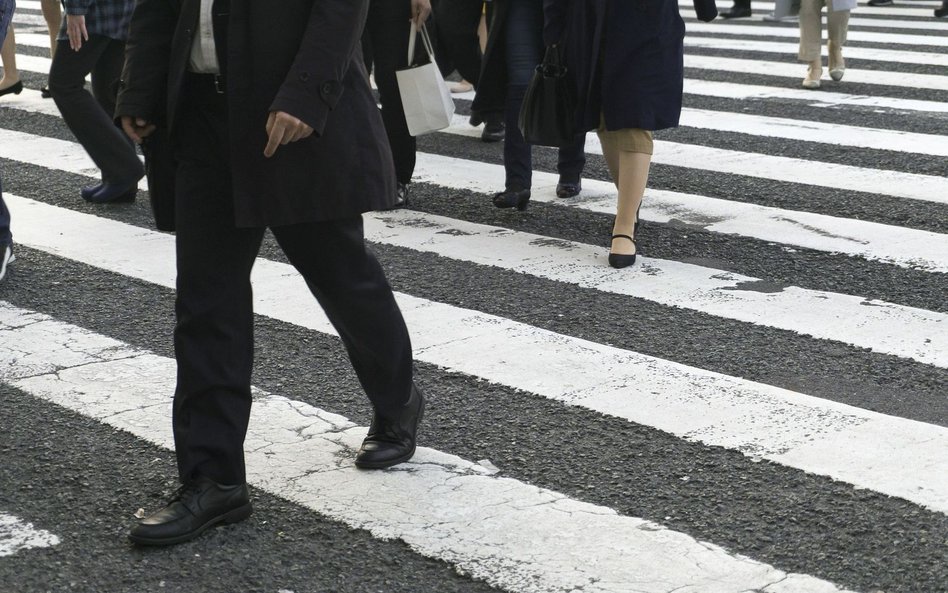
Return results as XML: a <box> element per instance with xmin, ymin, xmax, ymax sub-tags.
<box><xmin>48</xmin><ymin>0</ymin><xmax>144</xmax><ymax>203</ymax></box>
<box><xmin>798</xmin><ymin>0</ymin><xmax>854</xmax><ymax>88</ymax></box>
<box><xmin>544</xmin><ymin>0</ymin><xmax>717</xmax><ymax>268</ymax></box>
<box><xmin>117</xmin><ymin>0</ymin><xmax>424</xmax><ymax>546</ymax></box>
<box><xmin>362</xmin><ymin>0</ymin><xmax>432</xmax><ymax>209</ymax></box>
<box><xmin>0</xmin><ymin>0</ymin><xmax>14</xmax><ymax>282</ymax></box>
<box><xmin>0</xmin><ymin>17</ymin><xmax>21</xmax><ymax>98</ymax></box>
<box><xmin>473</xmin><ymin>0</ymin><xmax>587</xmax><ymax>211</ymax></box>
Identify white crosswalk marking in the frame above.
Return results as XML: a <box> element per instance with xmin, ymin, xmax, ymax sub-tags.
<box><xmin>0</xmin><ymin>513</ymin><xmax>60</xmax><ymax>557</ymax></box>
<box><xmin>1</xmin><ymin>3</ymin><xmax>946</xmax><ymax>592</ymax></box>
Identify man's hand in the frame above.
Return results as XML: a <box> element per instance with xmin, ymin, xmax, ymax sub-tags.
<box><xmin>410</xmin><ymin>0</ymin><xmax>431</xmax><ymax>27</ymax></box>
<box><xmin>66</xmin><ymin>14</ymin><xmax>88</xmax><ymax>51</ymax></box>
<box><xmin>264</xmin><ymin>111</ymin><xmax>314</xmax><ymax>158</ymax></box>
<box><xmin>121</xmin><ymin>116</ymin><xmax>157</xmax><ymax>144</ymax></box>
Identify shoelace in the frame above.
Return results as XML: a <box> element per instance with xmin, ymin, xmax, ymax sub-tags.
<box><xmin>170</xmin><ymin>481</ymin><xmax>203</xmax><ymax>505</ymax></box>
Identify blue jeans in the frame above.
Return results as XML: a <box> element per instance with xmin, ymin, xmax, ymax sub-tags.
<box><xmin>1</xmin><ymin>0</ymin><xmax>12</xmax><ymax>247</ymax></box>
<box><xmin>504</xmin><ymin>0</ymin><xmax>585</xmax><ymax>191</ymax></box>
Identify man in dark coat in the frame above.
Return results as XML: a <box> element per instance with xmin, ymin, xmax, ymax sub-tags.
<box><xmin>116</xmin><ymin>0</ymin><xmax>424</xmax><ymax>546</ymax></box>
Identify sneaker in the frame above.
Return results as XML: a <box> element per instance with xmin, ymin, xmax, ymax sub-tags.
<box><xmin>0</xmin><ymin>244</ymin><xmax>13</xmax><ymax>282</ymax></box>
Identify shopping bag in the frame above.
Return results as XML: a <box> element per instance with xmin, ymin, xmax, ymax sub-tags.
<box><xmin>396</xmin><ymin>22</ymin><xmax>455</xmax><ymax>137</ymax></box>
<box><xmin>518</xmin><ymin>45</ymin><xmax>576</xmax><ymax>148</ymax></box>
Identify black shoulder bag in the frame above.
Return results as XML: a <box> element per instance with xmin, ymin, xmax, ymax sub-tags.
<box><xmin>517</xmin><ymin>44</ymin><xmax>576</xmax><ymax>148</ymax></box>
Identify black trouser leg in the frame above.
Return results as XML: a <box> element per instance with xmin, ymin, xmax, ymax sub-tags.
<box><xmin>364</xmin><ymin>0</ymin><xmax>416</xmax><ymax>185</ymax></box>
<box><xmin>48</xmin><ymin>35</ymin><xmax>143</xmax><ymax>185</ymax></box>
<box><xmin>272</xmin><ymin>221</ymin><xmax>414</xmax><ymax>416</ymax></box>
<box><xmin>171</xmin><ymin>86</ymin><xmax>263</xmax><ymax>485</ymax></box>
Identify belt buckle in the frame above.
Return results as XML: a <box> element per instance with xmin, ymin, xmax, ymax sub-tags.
<box><xmin>214</xmin><ymin>75</ymin><xmax>224</xmax><ymax>94</ymax></box>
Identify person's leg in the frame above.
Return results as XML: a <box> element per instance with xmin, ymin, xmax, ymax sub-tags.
<box><xmin>0</xmin><ymin>23</ymin><xmax>20</xmax><ymax>91</ymax></box>
<box><xmin>0</xmin><ymin>173</ymin><xmax>11</xmax><ymax>249</ymax></box>
<box><xmin>49</xmin><ymin>35</ymin><xmax>144</xmax><ymax>190</ymax></box>
<box><xmin>798</xmin><ymin>0</ymin><xmax>823</xmax><ymax>88</ymax></box>
<box><xmin>170</xmin><ymin>88</ymin><xmax>265</xmax><ymax>486</ymax></box>
<box><xmin>40</xmin><ymin>0</ymin><xmax>60</xmax><ymax>57</ymax></box>
<box><xmin>598</xmin><ymin>124</ymin><xmax>653</xmax><ymax>265</ymax></box>
<box><xmin>720</xmin><ymin>0</ymin><xmax>752</xmax><ymax>19</ymax></box>
<box><xmin>827</xmin><ymin>8</ymin><xmax>849</xmax><ymax>80</ymax></box>
<box><xmin>271</xmin><ymin>219</ymin><xmax>414</xmax><ymax>417</ymax></box>
<box><xmin>365</xmin><ymin>0</ymin><xmax>416</xmax><ymax>186</ymax></box>
<box><xmin>500</xmin><ymin>0</ymin><xmax>544</xmax><ymax>193</ymax></box>
<box><xmin>556</xmin><ymin>132</ymin><xmax>586</xmax><ymax>195</ymax></box>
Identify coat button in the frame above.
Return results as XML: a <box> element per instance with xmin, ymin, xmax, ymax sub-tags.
<box><xmin>321</xmin><ymin>82</ymin><xmax>333</xmax><ymax>94</ymax></box>
<box><xmin>299</xmin><ymin>72</ymin><xmax>310</xmax><ymax>82</ymax></box>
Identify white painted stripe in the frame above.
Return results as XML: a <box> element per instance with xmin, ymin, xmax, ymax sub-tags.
<box><xmin>688</xmin><ymin>22</ymin><xmax>948</xmax><ymax>46</ymax></box>
<box><xmin>680</xmin><ymin>108</ymin><xmax>948</xmax><ymax>156</ymax></box>
<box><xmin>677</xmin><ymin>0</ymin><xmax>943</xmax><ymax>17</ymax></box>
<box><xmin>685</xmin><ymin>54</ymin><xmax>948</xmax><ymax>91</ymax></box>
<box><xmin>0</xmin><ymin>513</ymin><xmax>60</xmax><ymax>557</ymax></box>
<box><xmin>683</xmin><ymin>78</ymin><xmax>948</xmax><ymax>113</ymax></box>
<box><xmin>410</xmin><ymin>152</ymin><xmax>948</xmax><ymax>273</ymax></box>
<box><xmin>3</xmin><ymin>111</ymin><xmax>948</xmax><ymax>272</ymax></box>
<box><xmin>441</xmin><ymin>115</ymin><xmax>948</xmax><ymax>205</ymax></box>
<box><xmin>0</xmin><ymin>303</ymin><xmax>856</xmax><ymax>593</ymax></box>
<box><xmin>364</xmin><ymin>209</ymin><xmax>948</xmax><ymax>367</ymax></box>
<box><xmin>6</xmin><ymin>196</ymin><xmax>948</xmax><ymax>514</ymax></box>
<box><xmin>685</xmin><ymin>36</ymin><xmax>948</xmax><ymax>67</ymax></box>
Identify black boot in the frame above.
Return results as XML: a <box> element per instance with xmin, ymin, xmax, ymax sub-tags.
<box><xmin>355</xmin><ymin>384</ymin><xmax>425</xmax><ymax>469</ymax></box>
<box><xmin>720</xmin><ymin>0</ymin><xmax>752</xmax><ymax>18</ymax></box>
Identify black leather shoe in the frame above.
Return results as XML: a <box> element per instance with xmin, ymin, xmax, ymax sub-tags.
<box><xmin>0</xmin><ymin>81</ymin><xmax>24</xmax><ymax>97</ymax></box>
<box><xmin>386</xmin><ymin>182</ymin><xmax>409</xmax><ymax>209</ymax></box>
<box><xmin>481</xmin><ymin>120</ymin><xmax>505</xmax><ymax>143</ymax></box>
<box><xmin>720</xmin><ymin>3</ymin><xmax>752</xmax><ymax>18</ymax></box>
<box><xmin>80</xmin><ymin>183</ymin><xmax>105</xmax><ymax>201</ymax></box>
<box><xmin>608</xmin><ymin>234</ymin><xmax>637</xmax><ymax>269</ymax></box>
<box><xmin>355</xmin><ymin>384</ymin><xmax>425</xmax><ymax>469</ymax></box>
<box><xmin>936</xmin><ymin>2</ymin><xmax>948</xmax><ymax>16</ymax></box>
<box><xmin>85</xmin><ymin>181</ymin><xmax>138</xmax><ymax>203</ymax></box>
<box><xmin>555</xmin><ymin>181</ymin><xmax>582</xmax><ymax>198</ymax></box>
<box><xmin>492</xmin><ymin>188</ymin><xmax>531</xmax><ymax>211</ymax></box>
<box><xmin>40</xmin><ymin>86</ymin><xmax>52</xmax><ymax>99</ymax></box>
<box><xmin>129</xmin><ymin>476</ymin><xmax>252</xmax><ymax>546</ymax></box>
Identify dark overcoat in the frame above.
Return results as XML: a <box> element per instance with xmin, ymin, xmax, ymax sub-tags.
<box><xmin>116</xmin><ymin>0</ymin><xmax>397</xmax><ymax>228</ymax></box>
<box><xmin>469</xmin><ymin>0</ymin><xmax>508</xmax><ymax>117</ymax></box>
<box><xmin>544</xmin><ymin>0</ymin><xmax>717</xmax><ymax>133</ymax></box>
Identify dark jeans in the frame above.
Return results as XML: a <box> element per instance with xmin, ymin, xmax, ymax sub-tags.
<box><xmin>504</xmin><ymin>0</ymin><xmax>585</xmax><ymax>191</ymax></box>
<box><xmin>363</xmin><ymin>0</ymin><xmax>416</xmax><ymax>185</ymax></box>
<box><xmin>0</xmin><ymin>176</ymin><xmax>9</xmax><ymax>247</ymax></box>
<box><xmin>48</xmin><ymin>35</ymin><xmax>144</xmax><ymax>186</ymax></box>
<box><xmin>1</xmin><ymin>0</ymin><xmax>11</xmax><ymax>245</ymax></box>
<box><xmin>171</xmin><ymin>79</ymin><xmax>414</xmax><ymax>485</ymax></box>
<box><xmin>431</xmin><ymin>0</ymin><xmax>483</xmax><ymax>84</ymax></box>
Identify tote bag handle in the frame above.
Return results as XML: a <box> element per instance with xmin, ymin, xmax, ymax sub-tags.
<box><xmin>406</xmin><ymin>21</ymin><xmax>436</xmax><ymax>67</ymax></box>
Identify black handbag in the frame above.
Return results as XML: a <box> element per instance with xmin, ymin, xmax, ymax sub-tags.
<box><xmin>139</xmin><ymin>127</ymin><xmax>176</xmax><ymax>232</ymax></box>
<box><xmin>518</xmin><ymin>45</ymin><xmax>576</xmax><ymax>148</ymax></box>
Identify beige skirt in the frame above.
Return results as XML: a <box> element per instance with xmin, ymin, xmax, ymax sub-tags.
<box><xmin>597</xmin><ymin>114</ymin><xmax>654</xmax><ymax>155</ymax></box>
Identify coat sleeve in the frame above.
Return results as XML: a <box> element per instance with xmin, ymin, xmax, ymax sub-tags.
<box><xmin>115</xmin><ymin>0</ymin><xmax>178</xmax><ymax>125</ymax></box>
<box><xmin>693</xmin><ymin>0</ymin><xmax>718</xmax><ymax>22</ymax></box>
<box><xmin>268</xmin><ymin>0</ymin><xmax>369</xmax><ymax>137</ymax></box>
<box><xmin>543</xmin><ymin>0</ymin><xmax>569</xmax><ymax>47</ymax></box>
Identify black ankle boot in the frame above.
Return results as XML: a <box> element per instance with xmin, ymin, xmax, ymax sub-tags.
<box><xmin>492</xmin><ymin>188</ymin><xmax>531</xmax><ymax>211</ymax></box>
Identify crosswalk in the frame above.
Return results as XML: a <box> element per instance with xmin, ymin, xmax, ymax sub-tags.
<box><xmin>1</xmin><ymin>2</ymin><xmax>946</xmax><ymax>593</ymax></box>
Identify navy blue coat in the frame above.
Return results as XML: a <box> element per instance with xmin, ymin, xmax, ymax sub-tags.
<box><xmin>544</xmin><ymin>0</ymin><xmax>717</xmax><ymax>133</ymax></box>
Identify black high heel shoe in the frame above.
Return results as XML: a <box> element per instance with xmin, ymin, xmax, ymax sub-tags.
<box><xmin>492</xmin><ymin>188</ymin><xmax>531</xmax><ymax>211</ymax></box>
<box><xmin>608</xmin><ymin>234</ymin><xmax>636</xmax><ymax>269</ymax></box>
<box><xmin>0</xmin><ymin>81</ymin><xmax>24</xmax><ymax>98</ymax></box>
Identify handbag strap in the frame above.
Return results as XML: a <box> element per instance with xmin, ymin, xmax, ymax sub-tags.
<box><xmin>407</xmin><ymin>22</ymin><xmax>436</xmax><ymax>66</ymax></box>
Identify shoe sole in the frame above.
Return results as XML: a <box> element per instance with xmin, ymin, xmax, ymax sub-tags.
<box><xmin>354</xmin><ymin>395</ymin><xmax>425</xmax><ymax>470</ymax></box>
<box><xmin>128</xmin><ymin>502</ymin><xmax>253</xmax><ymax>546</ymax></box>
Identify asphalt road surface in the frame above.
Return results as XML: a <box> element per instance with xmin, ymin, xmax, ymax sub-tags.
<box><xmin>1</xmin><ymin>1</ymin><xmax>946</xmax><ymax>592</ymax></box>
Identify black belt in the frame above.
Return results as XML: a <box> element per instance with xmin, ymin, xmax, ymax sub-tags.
<box><xmin>185</xmin><ymin>71</ymin><xmax>226</xmax><ymax>95</ymax></box>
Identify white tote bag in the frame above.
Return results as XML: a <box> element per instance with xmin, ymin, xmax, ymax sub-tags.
<box><xmin>395</xmin><ymin>22</ymin><xmax>455</xmax><ymax>137</ymax></box>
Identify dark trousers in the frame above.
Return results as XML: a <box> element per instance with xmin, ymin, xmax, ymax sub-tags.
<box><xmin>0</xmin><ymin>176</ymin><xmax>9</xmax><ymax>247</ymax></box>
<box><xmin>171</xmin><ymin>77</ymin><xmax>414</xmax><ymax>485</ymax></box>
<box><xmin>48</xmin><ymin>35</ymin><xmax>144</xmax><ymax>186</ymax></box>
<box><xmin>431</xmin><ymin>0</ymin><xmax>483</xmax><ymax>85</ymax></box>
<box><xmin>363</xmin><ymin>0</ymin><xmax>416</xmax><ymax>185</ymax></box>
<box><xmin>503</xmin><ymin>0</ymin><xmax>585</xmax><ymax>191</ymax></box>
